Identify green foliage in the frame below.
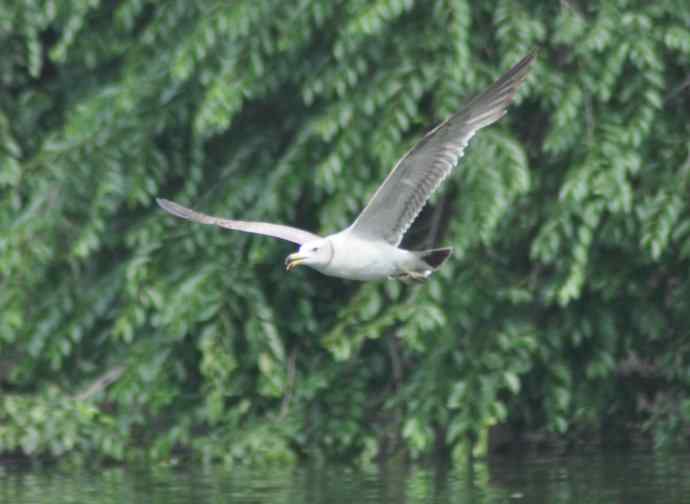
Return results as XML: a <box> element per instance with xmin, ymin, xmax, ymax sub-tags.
<box><xmin>2</xmin><ymin>0</ymin><xmax>690</xmax><ymax>465</ymax></box>
<box><xmin>0</xmin><ymin>388</ymin><xmax>126</xmax><ymax>461</ymax></box>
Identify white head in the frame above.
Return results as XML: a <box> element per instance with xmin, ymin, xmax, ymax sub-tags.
<box><xmin>285</xmin><ymin>239</ymin><xmax>334</xmax><ymax>272</ymax></box>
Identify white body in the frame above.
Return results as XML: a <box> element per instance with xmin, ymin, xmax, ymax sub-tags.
<box><xmin>307</xmin><ymin>230</ymin><xmax>425</xmax><ymax>281</ymax></box>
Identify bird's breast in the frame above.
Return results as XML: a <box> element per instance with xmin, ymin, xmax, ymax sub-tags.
<box><xmin>316</xmin><ymin>233</ymin><xmax>403</xmax><ymax>281</ymax></box>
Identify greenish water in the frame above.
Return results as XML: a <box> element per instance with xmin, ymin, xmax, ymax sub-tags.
<box><xmin>2</xmin><ymin>452</ymin><xmax>689</xmax><ymax>503</ymax></box>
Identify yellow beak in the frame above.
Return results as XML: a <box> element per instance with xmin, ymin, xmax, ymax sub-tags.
<box><xmin>285</xmin><ymin>253</ymin><xmax>307</xmax><ymax>272</ymax></box>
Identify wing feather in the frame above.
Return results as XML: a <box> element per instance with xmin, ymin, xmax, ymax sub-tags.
<box><xmin>156</xmin><ymin>198</ymin><xmax>321</xmax><ymax>245</ymax></box>
<box><xmin>348</xmin><ymin>52</ymin><xmax>535</xmax><ymax>246</ymax></box>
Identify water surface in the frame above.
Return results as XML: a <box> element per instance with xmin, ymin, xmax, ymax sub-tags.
<box><xmin>2</xmin><ymin>452</ymin><xmax>689</xmax><ymax>503</ymax></box>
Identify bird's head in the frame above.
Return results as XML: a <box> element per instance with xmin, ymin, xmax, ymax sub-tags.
<box><xmin>285</xmin><ymin>239</ymin><xmax>333</xmax><ymax>272</ymax></box>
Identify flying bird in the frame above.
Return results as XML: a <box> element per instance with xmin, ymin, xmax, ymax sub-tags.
<box><xmin>158</xmin><ymin>52</ymin><xmax>534</xmax><ymax>282</ymax></box>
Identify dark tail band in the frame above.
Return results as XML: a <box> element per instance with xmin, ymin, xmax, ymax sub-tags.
<box><xmin>418</xmin><ymin>247</ymin><xmax>453</xmax><ymax>269</ymax></box>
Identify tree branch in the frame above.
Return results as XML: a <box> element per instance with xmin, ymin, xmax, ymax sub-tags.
<box><xmin>74</xmin><ymin>366</ymin><xmax>125</xmax><ymax>401</ymax></box>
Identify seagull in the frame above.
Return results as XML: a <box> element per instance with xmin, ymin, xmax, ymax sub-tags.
<box><xmin>157</xmin><ymin>52</ymin><xmax>534</xmax><ymax>282</ymax></box>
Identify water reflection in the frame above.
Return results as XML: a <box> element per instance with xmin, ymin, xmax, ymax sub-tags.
<box><xmin>1</xmin><ymin>452</ymin><xmax>689</xmax><ymax>504</ymax></box>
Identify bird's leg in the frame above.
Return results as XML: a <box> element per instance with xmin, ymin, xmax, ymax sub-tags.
<box><xmin>391</xmin><ymin>270</ymin><xmax>432</xmax><ymax>284</ymax></box>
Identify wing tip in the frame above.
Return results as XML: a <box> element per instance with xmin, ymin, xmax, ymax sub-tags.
<box><xmin>519</xmin><ymin>48</ymin><xmax>539</xmax><ymax>68</ymax></box>
<box><xmin>156</xmin><ymin>197</ymin><xmax>178</xmax><ymax>214</ymax></box>
<box><xmin>501</xmin><ymin>49</ymin><xmax>538</xmax><ymax>90</ymax></box>
<box><xmin>472</xmin><ymin>49</ymin><xmax>537</xmax><ymax>114</ymax></box>
<box><xmin>156</xmin><ymin>197</ymin><xmax>195</xmax><ymax>222</ymax></box>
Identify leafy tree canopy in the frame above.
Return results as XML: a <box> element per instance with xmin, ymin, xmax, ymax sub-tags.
<box><xmin>2</xmin><ymin>0</ymin><xmax>690</xmax><ymax>464</ymax></box>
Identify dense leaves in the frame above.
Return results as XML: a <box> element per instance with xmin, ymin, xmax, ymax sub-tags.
<box><xmin>2</xmin><ymin>0</ymin><xmax>690</xmax><ymax>464</ymax></box>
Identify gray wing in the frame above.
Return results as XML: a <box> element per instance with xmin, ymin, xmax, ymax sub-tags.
<box><xmin>156</xmin><ymin>198</ymin><xmax>321</xmax><ymax>245</ymax></box>
<box><xmin>348</xmin><ymin>52</ymin><xmax>535</xmax><ymax>246</ymax></box>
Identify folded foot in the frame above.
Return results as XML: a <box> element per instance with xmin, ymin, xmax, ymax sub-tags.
<box><xmin>390</xmin><ymin>270</ymin><xmax>432</xmax><ymax>283</ymax></box>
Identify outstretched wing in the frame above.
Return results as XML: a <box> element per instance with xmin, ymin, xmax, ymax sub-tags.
<box><xmin>348</xmin><ymin>52</ymin><xmax>535</xmax><ymax>246</ymax></box>
<box><xmin>157</xmin><ymin>198</ymin><xmax>321</xmax><ymax>245</ymax></box>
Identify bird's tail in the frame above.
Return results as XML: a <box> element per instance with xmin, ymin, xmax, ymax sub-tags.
<box><xmin>415</xmin><ymin>247</ymin><xmax>453</xmax><ymax>270</ymax></box>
